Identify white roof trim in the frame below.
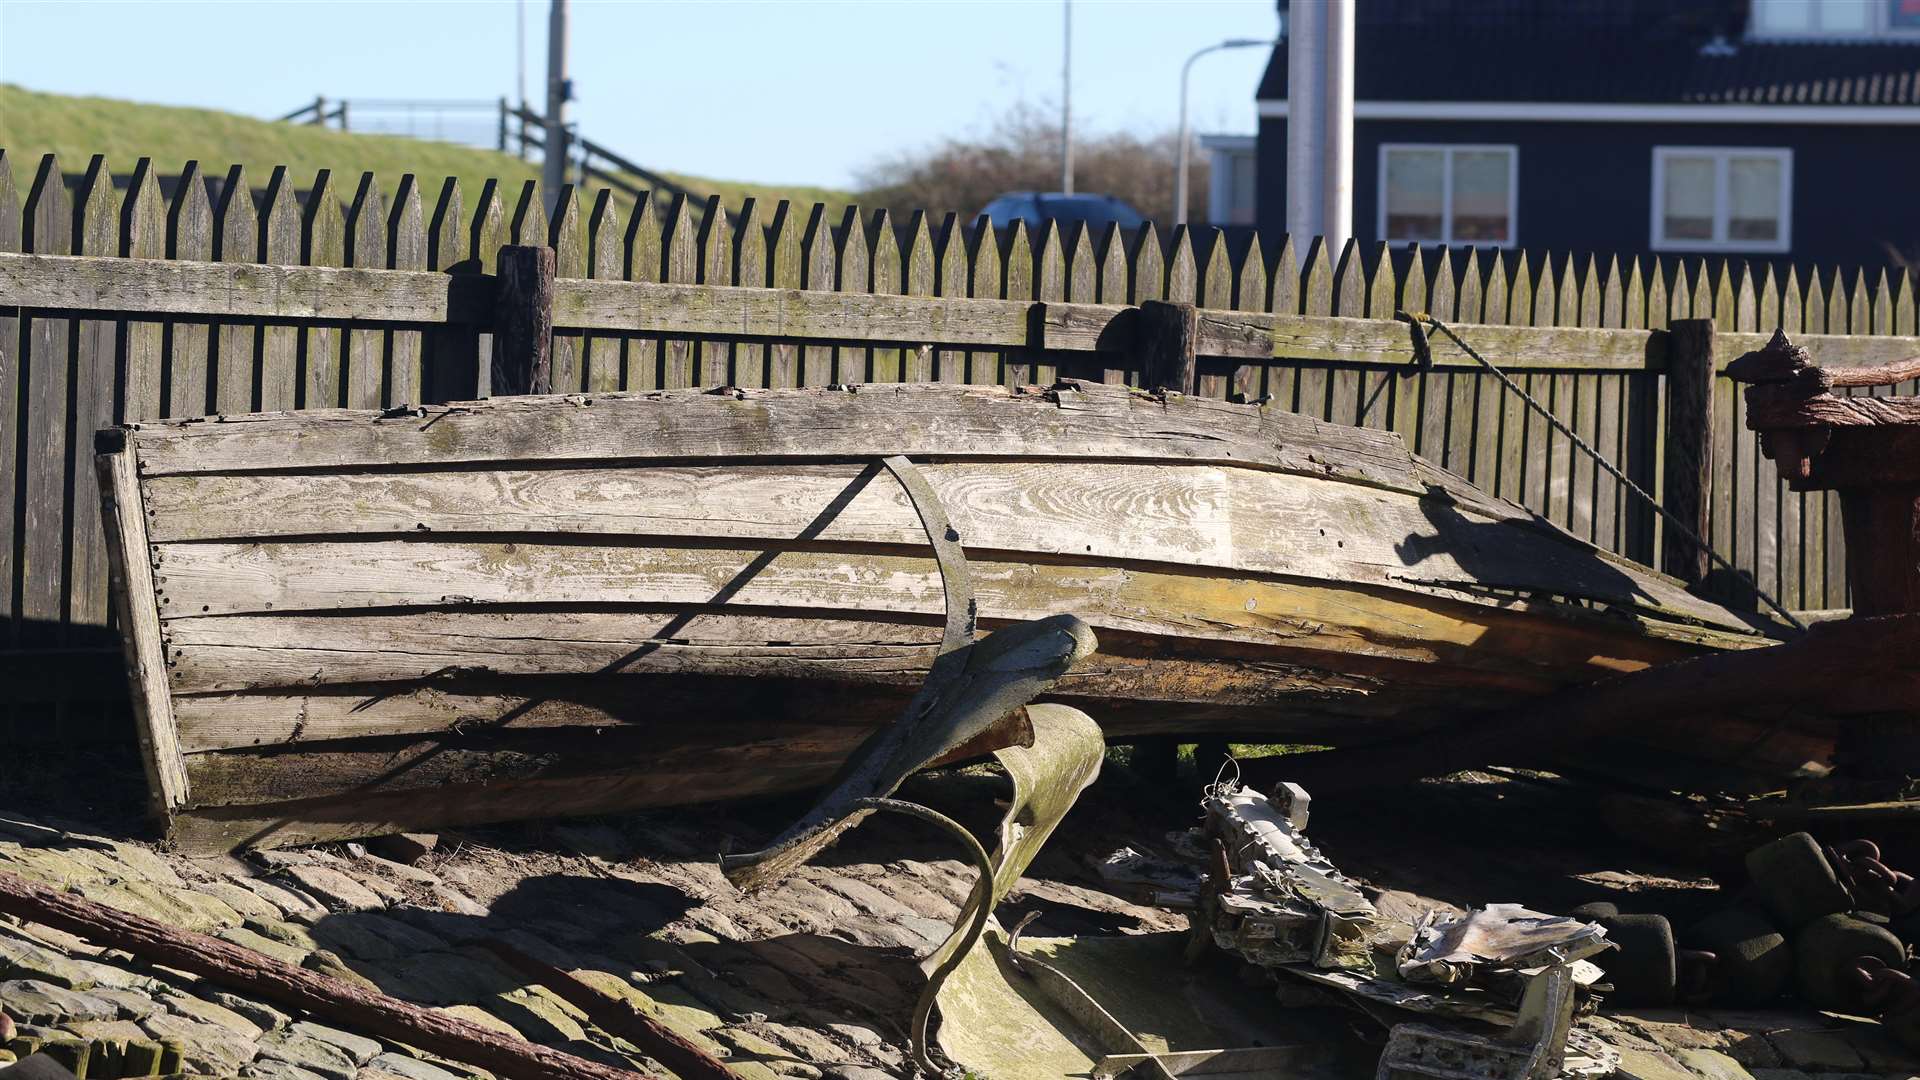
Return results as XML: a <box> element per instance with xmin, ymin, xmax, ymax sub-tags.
<box><xmin>1256</xmin><ymin>99</ymin><xmax>1920</xmax><ymax>123</ymax></box>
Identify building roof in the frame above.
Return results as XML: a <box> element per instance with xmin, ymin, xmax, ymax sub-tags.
<box><xmin>1257</xmin><ymin>0</ymin><xmax>1920</xmax><ymax>106</ymax></box>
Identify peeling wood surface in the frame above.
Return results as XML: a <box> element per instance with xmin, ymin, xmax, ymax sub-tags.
<box><xmin>102</xmin><ymin>380</ymin><xmax>1782</xmax><ymax>849</ymax></box>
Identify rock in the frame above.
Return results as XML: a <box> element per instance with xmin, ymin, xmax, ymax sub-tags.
<box><xmin>1765</xmin><ymin>1029</ymin><xmax>1865</xmax><ymax>1072</ymax></box>
<box><xmin>1617</xmin><ymin>1014</ymin><xmax>1730</xmax><ymax>1054</ymax></box>
<box><xmin>276</xmin><ymin>866</ymin><xmax>387</xmax><ymax>912</ymax></box>
<box><xmin>164</xmin><ymin>886</ymin><xmax>245</xmax><ymax>930</ymax></box>
<box><xmin>718</xmin><ymin>1027</ymin><xmax>824</xmax><ymax>1078</ymax></box>
<box><xmin>205</xmin><ymin>989</ymin><xmax>291</xmax><ymax>1032</ymax></box>
<box><xmin>367</xmin><ymin>834</ymin><xmax>438</xmax><ymax>866</ymax></box>
<box><xmin>232</xmin><ymin>877</ymin><xmax>331</xmax><ymax>923</ymax></box>
<box><xmin>432</xmin><ymin>1004</ymin><xmax>521</xmax><ymax>1038</ymax></box>
<box><xmin>215</xmin><ymin>926</ymin><xmax>311</xmax><ymax>967</ymax></box>
<box><xmin>1615</xmin><ymin>1047</ymin><xmax>1701</xmax><ymax>1080</ymax></box>
<box><xmin>161</xmin><ymin>989</ymin><xmax>266</xmax><ymax>1037</ymax></box>
<box><xmin>1720</xmin><ymin>1030</ymin><xmax>1784</xmax><ymax>1068</ymax></box>
<box><xmin>195</xmin><ymin>881</ymin><xmax>286</xmax><ymax>922</ymax></box>
<box><xmin>757</xmin><ymin>1021</ymin><xmax>851</xmax><ymax>1065</ymax></box>
<box><xmin>290</xmin><ymin>1020</ymin><xmax>383</xmax><ymax>1065</ymax></box>
<box><xmin>303</xmin><ymin>950</ymin><xmax>380</xmax><ymax>991</ymax></box>
<box><xmin>367</xmin><ymin>1051</ymin><xmax>466</xmax><ymax>1080</ymax></box>
<box><xmin>255</xmin><ymin>1027</ymin><xmax>359</xmax><ymax>1080</ymax></box>
<box><xmin>57</xmin><ymin>1017</ymin><xmax>149</xmax><ymax>1043</ymax></box>
<box><xmin>0</xmin><ymin>980</ymin><xmax>119</xmax><ymax>1024</ymax></box>
<box><xmin>243</xmin><ymin>1059</ymin><xmax>333</xmax><ymax>1080</ymax></box>
<box><xmin>823</xmin><ymin>1068</ymin><xmax>895</xmax><ymax>1080</ymax></box>
<box><xmin>90</xmin><ymin>987</ymin><xmax>162</xmax><ymax>1021</ymax></box>
<box><xmin>484</xmin><ymin>988</ymin><xmax>586</xmax><ymax>1044</ymax></box>
<box><xmin>252</xmin><ymin>851</ymin><xmax>315</xmax><ymax>870</ymax></box>
<box><xmin>1676</xmin><ymin>1048</ymin><xmax>1757</xmax><ymax>1080</ymax></box>
<box><xmin>358</xmin><ymin>856</ymin><xmax>441</xmax><ymax>887</ymax></box>
<box><xmin>141</xmin><ymin>1011</ymin><xmax>260</xmax><ymax>1073</ymax></box>
<box><xmin>245</xmin><ymin>918</ymin><xmax>321</xmax><ymax>952</ymax></box>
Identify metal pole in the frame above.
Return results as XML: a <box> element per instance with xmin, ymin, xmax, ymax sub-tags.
<box><xmin>1321</xmin><ymin>0</ymin><xmax>1355</xmax><ymax>258</ymax></box>
<box><xmin>542</xmin><ymin>0</ymin><xmax>569</xmax><ymax>211</ymax></box>
<box><xmin>1286</xmin><ymin>0</ymin><xmax>1323</xmax><ymax>255</ymax></box>
<box><xmin>1178</xmin><ymin>39</ymin><xmax>1276</xmax><ymax>227</ymax></box>
<box><xmin>1061</xmin><ymin>0</ymin><xmax>1074</xmax><ymax>194</ymax></box>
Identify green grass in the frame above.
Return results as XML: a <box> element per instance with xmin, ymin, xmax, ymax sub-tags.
<box><xmin>0</xmin><ymin>84</ymin><xmax>855</xmax><ymax>217</ymax></box>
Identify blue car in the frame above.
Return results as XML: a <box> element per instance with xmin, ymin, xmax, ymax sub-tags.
<box><xmin>976</xmin><ymin>192</ymin><xmax>1148</xmax><ymax>232</ymax></box>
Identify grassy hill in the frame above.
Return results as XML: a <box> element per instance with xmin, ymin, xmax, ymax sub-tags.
<box><xmin>0</xmin><ymin>85</ymin><xmax>855</xmax><ymax>217</ymax></box>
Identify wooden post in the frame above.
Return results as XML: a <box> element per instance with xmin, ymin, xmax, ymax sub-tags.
<box><xmin>1136</xmin><ymin>299</ymin><xmax>1198</xmax><ymax>394</ymax></box>
<box><xmin>492</xmin><ymin>244</ymin><xmax>554</xmax><ymax>395</ymax></box>
<box><xmin>1662</xmin><ymin>318</ymin><xmax>1716</xmax><ymax>587</ymax></box>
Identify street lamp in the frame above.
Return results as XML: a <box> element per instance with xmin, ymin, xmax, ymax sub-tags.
<box><xmin>1176</xmin><ymin>37</ymin><xmax>1274</xmax><ymax>227</ymax></box>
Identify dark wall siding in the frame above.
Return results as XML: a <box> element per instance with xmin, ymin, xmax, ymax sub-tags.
<box><xmin>1255</xmin><ymin>116</ymin><xmax>1920</xmax><ymax>272</ymax></box>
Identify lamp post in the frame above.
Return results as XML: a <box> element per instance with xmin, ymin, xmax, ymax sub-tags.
<box><xmin>1176</xmin><ymin>37</ymin><xmax>1273</xmax><ymax>227</ymax></box>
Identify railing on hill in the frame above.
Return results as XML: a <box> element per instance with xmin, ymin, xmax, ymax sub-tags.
<box><xmin>1</xmin><ymin>148</ymin><xmax>1917</xmax><ymax>738</ymax></box>
<box><xmin>279</xmin><ymin>96</ymin><xmax>517</xmax><ymax>153</ymax></box>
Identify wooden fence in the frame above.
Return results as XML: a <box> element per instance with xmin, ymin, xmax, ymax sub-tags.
<box><xmin>3</xmin><ymin>148</ymin><xmax>1919</xmax><ymax>739</ymax></box>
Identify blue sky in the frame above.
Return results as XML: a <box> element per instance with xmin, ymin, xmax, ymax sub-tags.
<box><xmin>0</xmin><ymin>0</ymin><xmax>1281</xmax><ymax>189</ymax></box>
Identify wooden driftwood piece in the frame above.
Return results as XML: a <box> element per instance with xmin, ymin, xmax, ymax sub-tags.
<box><xmin>0</xmin><ymin>867</ymin><xmax>653</xmax><ymax>1080</ymax></box>
<box><xmin>1242</xmin><ymin>614</ymin><xmax>1920</xmax><ymax>794</ymax></box>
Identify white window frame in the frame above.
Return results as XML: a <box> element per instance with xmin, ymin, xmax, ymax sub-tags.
<box><xmin>1649</xmin><ymin>147</ymin><xmax>1794</xmax><ymax>254</ymax></box>
<box><xmin>1747</xmin><ymin>0</ymin><xmax>1920</xmax><ymax>40</ymax></box>
<box><xmin>1376</xmin><ymin>143</ymin><xmax>1519</xmax><ymax>247</ymax></box>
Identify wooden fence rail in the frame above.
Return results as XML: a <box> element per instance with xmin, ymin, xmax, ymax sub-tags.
<box><xmin>3</xmin><ymin>148</ymin><xmax>1918</xmax><ymax>738</ymax></box>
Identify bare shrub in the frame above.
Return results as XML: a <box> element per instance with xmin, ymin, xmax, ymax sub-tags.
<box><xmin>855</xmin><ymin>102</ymin><xmax>1204</xmax><ymax>225</ymax></box>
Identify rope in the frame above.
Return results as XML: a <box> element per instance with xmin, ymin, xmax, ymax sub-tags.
<box><xmin>1399</xmin><ymin>311</ymin><xmax>1805</xmax><ymax>633</ymax></box>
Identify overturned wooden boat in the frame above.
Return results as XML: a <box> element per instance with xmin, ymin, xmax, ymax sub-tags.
<box><xmin>98</xmin><ymin>380</ymin><xmax>1795</xmax><ymax>851</ymax></box>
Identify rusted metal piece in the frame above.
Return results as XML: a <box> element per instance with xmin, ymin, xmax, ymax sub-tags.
<box><xmin>719</xmin><ymin>455</ymin><xmax>1093</xmax><ymax>894</ymax></box>
<box><xmin>1730</xmin><ymin>330</ymin><xmax>1920</xmax><ymax>776</ymax></box>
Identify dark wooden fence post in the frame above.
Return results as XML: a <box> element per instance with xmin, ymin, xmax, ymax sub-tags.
<box><xmin>1136</xmin><ymin>299</ymin><xmax>1198</xmax><ymax>394</ymax></box>
<box><xmin>492</xmin><ymin>244</ymin><xmax>554</xmax><ymax>396</ymax></box>
<box><xmin>1662</xmin><ymin>318</ymin><xmax>1716</xmax><ymax>587</ymax></box>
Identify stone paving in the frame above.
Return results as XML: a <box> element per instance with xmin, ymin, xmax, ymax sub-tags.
<box><xmin>0</xmin><ymin>770</ymin><xmax>1914</xmax><ymax>1080</ymax></box>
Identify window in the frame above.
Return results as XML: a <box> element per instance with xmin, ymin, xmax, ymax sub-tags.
<box><xmin>1749</xmin><ymin>0</ymin><xmax>1920</xmax><ymax>37</ymax></box>
<box><xmin>1651</xmin><ymin>148</ymin><xmax>1792</xmax><ymax>253</ymax></box>
<box><xmin>1378</xmin><ymin>145</ymin><xmax>1516</xmax><ymax>246</ymax></box>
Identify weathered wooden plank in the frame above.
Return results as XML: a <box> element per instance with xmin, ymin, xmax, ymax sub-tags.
<box><xmin>786</xmin><ymin>203</ymin><xmax>829</xmax><ymax>386</ymax></box>
<box><xmin>387</xmin><ymin>175</ymin><xmax>427</xmax><ymax>405</ymax></box>
<box><xmin>547</xmin><ymin>186</ymin><xmax>585</xmax><ymax>392</ymax></box>
<box><xmin>257</xmin><ymin>166</ymin><xmax>301</xmax><ymax>411</ymax></box>
<box><xmin>869</xmin><ymin>209</ymin><xmax>904</xmax><ymax>383</ymax></box>
<box><xmin>1624</xmin><ymin>257</ymin><xmax>1646</xmax><ymax>331</ymax></box>
<box><xmin>1232</xmin><ymin>233</ymin><xmax>1269</xmax><ymax>404</ymax></box>
<box><xmin>95</xmin><ymin>434</ymin><xmax>189</xmax><ymax>808</ymax></box>
<box><xmin>341</xmin><ymin>174</ymin><xmax>385</xmax><ymax>409</ymax></box>
<box><xmin>733</xmin><ymin>198</ymin><xmax>769</xmax><ymax>387</ymax></box>
<box><xmin>1458</xmin><ymin>248</ymin><xmax>1484</xmax><ymax>324</ymax></box>
<box><xmin>302</xmin><ymin>170</ymin><xmax>347</xmax><ymax>409</ymax></box>
<box><xmin>492</xmin><ymin>245</ymin><xmax>554</xmax><ymax>395</ymax></box>
<box><xmin>582</xmin><ymin>189</ymin><xmax>624</xmax><ymax>392</ymax></box>
<box><xmin>998</xmin><ymin>217</ymin><xmax>1033</xmax><ymax>386</ymax></box>
<box><xmin>124</xmin><ymin>382</ymin><xmax>1422</xmax><ymax>497</ymax></box>
<box><xmin>1270</xmin><ymin>234</ymin><xmax>1298</xmax><ymax>316</ymax></box>
<box><xmin>1647</xmin><ymin>257</ymin><xmax>1669</xmax><ymax>331</ymax></box>
<box><xmin>933</xmin><ymin>212</ymin><xmax>969</xmax><ymax>383</ymax></box>
<box><xmin>468</xmin><ymin>180</ymin><xmax>507</xmax><ymax>397</ymax></box>
<box><xmin>138</xmin><ymin>458</ymin><xmax>1684</xmax><ymax>618</ymax></box>
<box><xmin>213</xmin><ymin>165</ymin><xmax>258</xmax><ymax>413</ymax></box>
<box><xmin>1296</xmin><ymin>239</ymin><xmax>1334</xmax><ymax>418</ymax></box>
<box><xmin>19</xmin><ymin>155</ymin><xmax>70</xmax><ymax>641</ymax></box>
<box><xmin>1782</xmin><ymin>265</ymin><xmax>1804</xmax><ymax>334</ymax></box>
<box><xmin>964</xmin><ymin>215</ymin><xmax>1003</xmax><ymax>385</ymax></box>
<box><xmin>1095</xmin><ymin>222</ymin><xmax>1130</xmax><ymax>384</ymax></box>
<box><xmin>896</xmin><ymin>209</ymin><xmax>936</xmax><ymax>383</ymax></box>
<box><xmin>623</xmin><ymin>191</ymin><xmax>662</xmax><ymax>391</ymax></box>
<box><xmin>658</xmin><ymin>195</ymin><xmax>699</xmax><ymax>388</ymax></box>
<box><xmin>423</xmin><ymin>177</ymin><xmax>470</xmax><ymax>402</ymax></box>
<box><xmin>121</xmin><ymin>160</ymin><xmax>167</xmax><ymax>424</ymax></box>
<box><xmin>70</xmin><ymin>156</ymin><xmax>118</xmax><ymax>631</ymax></box>
<box><xmin>696</xmin><ymin>194</ymin><xmax>732</xmax><ymax>385</ymax></box>
<box><xmin>166</xmin><ymin>161</ymin><xmax>215</xmax><ymax>417</ymax></box>
<box><xmin>1805</xmin><ymin>266</ymin><xmax>1829</xmax><ymax>334</ymax></box>
<box><xmin>0</xmin><ymin>152</ymin><xmax>16</xmax><ymax>645</ymax></box>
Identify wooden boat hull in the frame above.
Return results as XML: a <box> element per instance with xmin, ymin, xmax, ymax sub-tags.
<box><xmin>98</xmin><ymin>381</ymin><xmax>1795</xmax><ymax>851</ymax></box>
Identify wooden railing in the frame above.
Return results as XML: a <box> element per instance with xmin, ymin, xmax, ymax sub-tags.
<box><xmin>2</xmin><ymin>147</ymin><xmax>1918</xmax><ymax>735</ymax></box>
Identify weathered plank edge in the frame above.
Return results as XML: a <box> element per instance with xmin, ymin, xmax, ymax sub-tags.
<box><xmin>93</xmin><ymin>428</ymin><xmax>189</xmax><ymax>813</ymax></box>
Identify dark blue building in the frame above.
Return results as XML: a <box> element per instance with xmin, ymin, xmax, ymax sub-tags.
<box><xmin>1253</xmin><ymin>0</ymin><xmax>1920</xmax><ymax>270</ymax></box>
